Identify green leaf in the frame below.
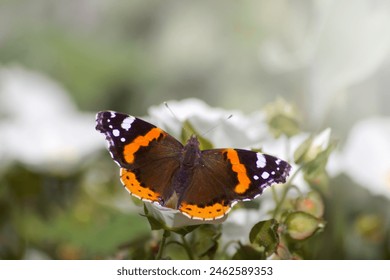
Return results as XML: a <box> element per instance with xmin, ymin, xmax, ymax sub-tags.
<box><xmin>294</xmin><ymin>135</ymin><xmax>314</xmax><ymax>164</ymax></box>
<box><xmin>142</xmin><ymin>204</ymin><xmax>199</xmax><ymax>235</ymax></box>
<box><xmin>194</xmin><ymin>224</ymin><xmax>221</xmax><ymax>259</ymax></box>
<box><xmin>181</xmin><ymin>120</ymin><xmax>213</xmax><ymax>150</ymax></box>
<box><xmin>142</xmin><ymin>204</ymin><xmax>164</xmax><ymax>231</ymax></box>
<box><xmin>232</xmin><ymin>243</ymin><xmax>266</xmax><ymax>260</ymax></box>
<box><xmin>303</xmin><ymin>141</ymin><xmax>336</xmax><ymax>176</ymax></box>
<box><xmin>171</xmin><ymin>225</ymin><xmax>200</xmax><ymax>236</ymax></box>
<box><xmin>249</xmin><ymin>219</ymin><xmax>279</xmax><ymax>255</ymax></box>
<box><xmin>122</xmin><ymin>235</ymin><xmax>155</xmax><ymax>260</ymax></box>
<box><xmin>293</xmin><ymin>129</ymin><xmax>336</xmax><ymax>177</ymax></box>
<box><xmin>285</xmin><ymin>211</ymin><xmax>322</xmax><ymax>240</ymax></box>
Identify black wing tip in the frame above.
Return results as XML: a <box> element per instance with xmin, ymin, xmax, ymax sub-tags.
<box><xmin>95</xmin><ymin>112</ymin><xmax>104</xmax><ymax>132</ymax></box>
<box><xmin>276</xmin><ymin>160</ymin><xmax>292</xmax><ymax>184</ymax></box>
<box><xmin>95</xmin><ymin>111</ymin><xmax>121</xmax><ymax>131</ymax></box>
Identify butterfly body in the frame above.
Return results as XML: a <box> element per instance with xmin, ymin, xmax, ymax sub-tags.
<box><xmin>96</xmin><ymin>111</ymin><xmax>291</xmax><ymax>220</ymax></box>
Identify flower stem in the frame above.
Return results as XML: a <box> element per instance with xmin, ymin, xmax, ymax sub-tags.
<box><xmin>156</xmin><ymin>229</ymin><xmax>170</xmax><ymax>260</ymax></box>
<box><xmin>273</xmin><ymin>165</ymin><xmax>302</xmax><ymax>219</ymax></box>
<box><xmin>181</xmin><ymin>235</ymin><xmax>195</xmax><ymax>260</ymax></box>
<box><xmin>271</xmin><ymin>186</ymin><xmax>280</xmax><ymax>204</ymax></box>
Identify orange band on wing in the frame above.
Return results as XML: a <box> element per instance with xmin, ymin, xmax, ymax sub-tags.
<box><xmin>120</xmin><ymin>168</ymin><xmax>160</xmax><ymax>202</ymax></box>
<box><xmin>123</xmin><ymin>128</ymin><xmax>164</xmax><ymax>164</ymax></box>
<box><xmin>225</xmin><ymin>149</ymin><xmax>251</xmax><ymax>194</ymax></box>
<box><xmin>180</xmin><ymin>202</ymin><xmax>231</xmax><ymax>220</ymax></box>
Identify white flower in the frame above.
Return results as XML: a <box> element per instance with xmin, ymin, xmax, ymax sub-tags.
<box><xmin>258</xmin><ymin>0</ymin><xmax>390</xmax><ymax>125</ymax></box>
<box><xmin>144</xmin><ymin>202</ymin><xmax>227</xmax><ymax>229</ymax></box>
<box><xmin>0</xmin><ymin>66</ymin><xmax>102</xmax><ymax>174</ymax></box>
<box><xmin>341</xmin><ymin>117</ymin><xmax>390</xmax><ymax>199</ymax></box>
<box><xmin>147</xmin><ymin>98</ymin><xmax>269</xmax><ymax>149</ymax></box>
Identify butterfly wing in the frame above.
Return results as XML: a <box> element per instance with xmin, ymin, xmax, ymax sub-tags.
<box><xmin>178</xmin><ymin>148</ymin><xmax>291</xmax><ymax>220</ymax></box>
<box><xmin>96</xmin><ymin>111</ymin><xmax>183</xmax><ymax>205</ymax></box>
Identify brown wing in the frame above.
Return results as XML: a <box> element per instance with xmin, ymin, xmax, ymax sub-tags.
<box><xmin>96</xmin><ymin>111</ymin><xmax>183</xmax><ymax>205</ymax></box>
<box><xmin>177</xmin><ymin>149</ymin><xmax>239</xmax><ymax>220</ymax></box>
<box><xmin>178</xmin><ymin>149</ymin><xmax>291</xmax><ymax>220</ymax></box>
<box><xmin>120</xmin><ymin>131</ymin><xmax>184</xmax><ymax>205</ymax></box>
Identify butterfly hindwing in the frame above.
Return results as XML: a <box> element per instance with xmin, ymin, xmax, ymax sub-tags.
<box><xmin>178</xmin><ymin>149</ymin><xmax>291</xmax><ymax>220</ymax></box>
<box><xmin>177</xmin><ymin>149</ymin><xmax>238</xmax><ymax>220</ymax></box>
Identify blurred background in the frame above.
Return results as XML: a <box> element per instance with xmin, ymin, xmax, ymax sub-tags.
<box><xmin>0</xmin><ymin>0</ymin><xmax>389</xmax><ymax>259</ymax></box>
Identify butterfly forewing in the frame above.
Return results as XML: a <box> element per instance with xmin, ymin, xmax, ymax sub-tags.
<box><xmin>228</xmin><ymin>149</ymin><xmax>291</xmax><ymax>200</ymax></box>
<box><xmin>96</xmin><ymin>111</ymin><xmax>184</xmax><ymax>204</ymax></box>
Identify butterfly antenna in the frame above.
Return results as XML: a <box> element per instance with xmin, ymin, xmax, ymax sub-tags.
<box><xmin>200</xmin><ymin>114</ymin><xmax>233</xmax><ymax>137</ymax></box>
<box><xmin>164</xmin><ymin>102</ymin><xmax>191</xmax><ymax>136</ymax></box>
<box><xmin>165</xmin><ymin>102</ymin><xmax>233</xmax><ymax>138</ymax></box>
<box><xmin>164</xmin><ymin>102</ymin><xmax>180</xmax><ymax>122</ymax></box>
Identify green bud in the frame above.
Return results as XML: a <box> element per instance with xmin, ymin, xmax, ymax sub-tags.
<box><xmin>285</xmin><ymin>211</ymin><xmax>323</xmax><ymax>240</ymax></box>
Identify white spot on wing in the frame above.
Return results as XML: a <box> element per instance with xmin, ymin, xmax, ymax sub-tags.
<box><xmin>121</xmin><ymin>116</ymin><xmax>135</xmax><ymax>131</ymax></box>
<box><xmin>261</xmin><ymin>171</ymin><xmax>270</xmax><ymax>179</ymax></box>
<box><xmin>256</xmin><ymin>153</ymin><xmax>266</xmax><ymax>168</ymax></box>
<box><xmin>253</xmin><ymin>175</ymin><xmax>259</xmax><ymax>180</ymax></box>
<box><xmin>112</xmin><ymin>129</ymin><xmax>120</xmax><ymax>137</ymax></box>
<box><xmin>275</xmin><ymin>159</ymin><xmax>281</xmax><ymax>165</ymax></box>
<box><xmin>120</xmin><ymin>137</ymin><xmax>126</xmax><ymax>142</ymax></box>
<box><xmin>110</xmin><ymin>112</ymin><xmax>116</xmax><ymax>118</ymax></box>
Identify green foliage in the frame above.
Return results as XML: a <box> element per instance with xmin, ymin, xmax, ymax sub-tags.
<box><xmin>249</xmin><ymin>219</ymin><xmax>279</xmax><ymax>256</ymax></box>
<box><xmin>232</xmin><ymin>243</ymin><xmax>266</xmax><ymax>260</ymax></box>
<box><xmin>229</xmin><ymin>218</ymin><xmax>283</xmax><ymax>259</ymax></box>
<box><xmin>0</xmin><ymin>164</ymin><xmax>150</xmax><ymax>259</ymax></box>
<box><xmin>0</xmin><ymin>28</ymin><xmax>151</xmax><ymax>112</ymax></box>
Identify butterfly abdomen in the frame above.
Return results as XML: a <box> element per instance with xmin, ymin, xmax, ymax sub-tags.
<box><xmin>170</xmin><ymin>136</ymin><xmax>202</xmax><ymax>205</ymax></box>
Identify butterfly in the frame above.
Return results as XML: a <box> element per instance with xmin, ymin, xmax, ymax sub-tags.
<box><xmin>95</xmin><ymin>111</ymin><xmax>291</xmax><ymax>220</ymax></box>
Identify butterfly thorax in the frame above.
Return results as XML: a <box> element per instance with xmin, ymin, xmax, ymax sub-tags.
<box><xmin>168</xmin><ymin>135</ymin><xmax>202</xmax><ymax>207</ymax></box>
<box><xmin>181</xmin><ymin>135</ymin><xmax>201</xmax><ymax>167</ymax></box>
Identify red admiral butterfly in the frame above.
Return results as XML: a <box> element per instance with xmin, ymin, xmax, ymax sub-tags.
<box><xmin>96</xmin><ymin>111</ymin><xmax>291</xmax><ymax>220</ymax></box>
